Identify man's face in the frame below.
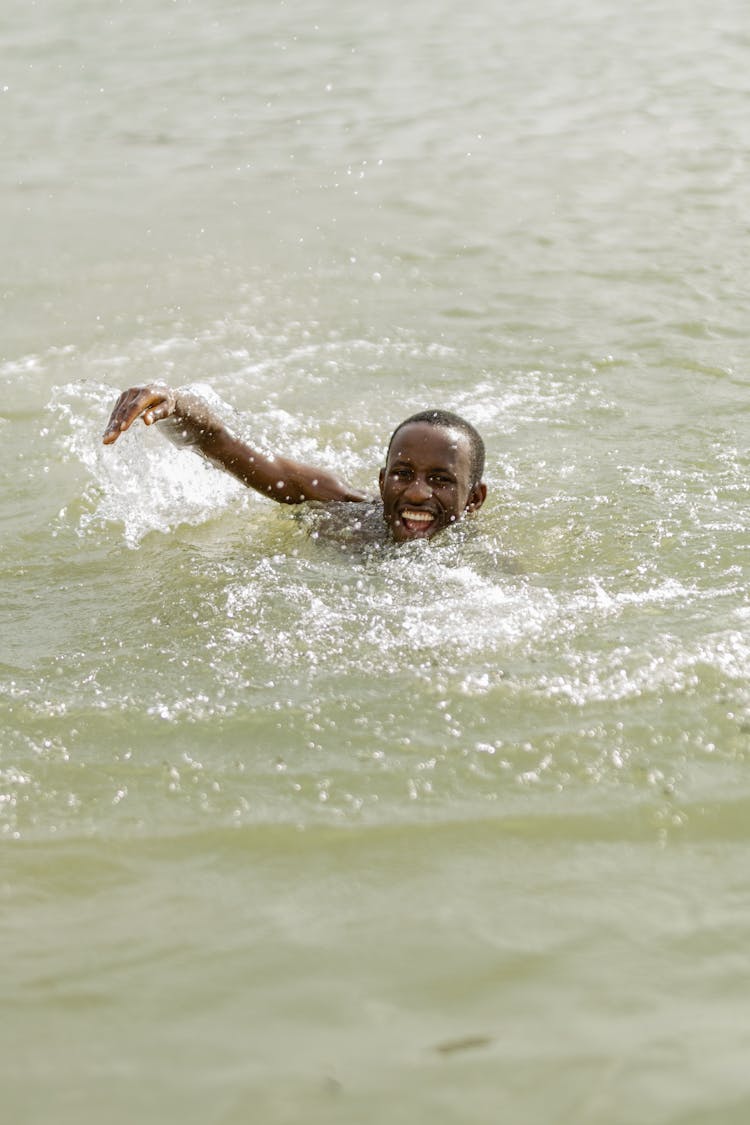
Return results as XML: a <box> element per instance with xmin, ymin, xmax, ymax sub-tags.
<box><xmin>379</xmin><ymin>422</ymin><xmax>486</xmax><ymax>543</ymax></box>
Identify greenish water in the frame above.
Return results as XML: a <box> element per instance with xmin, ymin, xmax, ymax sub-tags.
<box><xmin>3</xmin><ymin>1</ymin><xmax>750</xmax><ymax>1121</ymax></box>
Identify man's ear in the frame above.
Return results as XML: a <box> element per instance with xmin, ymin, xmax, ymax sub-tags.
<box><xmin>378</xmin><ymin>467</ymin><xmax>386</xmax><ymax>498</ymax></box>
<box><xmin>464</xmin><ymin>482</ymin><xmax>487</xmax><ymax>513</ymax></box>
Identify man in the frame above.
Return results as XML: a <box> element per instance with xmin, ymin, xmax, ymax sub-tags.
<box><xmin>102</xmin><ymin>384</ymin><xmax>487</xmax><ymax>543</ymax></box>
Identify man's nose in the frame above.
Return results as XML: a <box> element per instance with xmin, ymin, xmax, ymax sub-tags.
<box><xmin>403</xmin><ymin>475</ymin><xmax>431</xmax><ymax>502</ymax></box>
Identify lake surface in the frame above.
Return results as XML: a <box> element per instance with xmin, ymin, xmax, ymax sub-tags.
<box><xmin>3</xmin><ymin>1</ymin><xmax>750</xmax><ymax>1121</ymax></box>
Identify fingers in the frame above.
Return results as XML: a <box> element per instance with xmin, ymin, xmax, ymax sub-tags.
<box><xmin>102</xmin><ymin>386</ymin><xmax>171</xmax><ymax>445</ymax></box>
<box><xmin>102</xmin><ymin>389</ymin><xmax>136</xmax><ymax>444</ymax></box>
<box><xmin>142</xmin><ymin>400</ymin><xmax>173</xmax><ymax>426</ymax></box>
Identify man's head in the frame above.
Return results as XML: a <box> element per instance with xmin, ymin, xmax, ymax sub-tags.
<box><xmin>379</xmin><ymin>410</ymin><xmax>487</xmax><ymax>542</ymax></box>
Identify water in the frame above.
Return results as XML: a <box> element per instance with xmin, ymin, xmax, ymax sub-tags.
<box><xmin>3</xmin><ymin>1</ymin><xmax>750</xmax><ymax>1121</ymax></box>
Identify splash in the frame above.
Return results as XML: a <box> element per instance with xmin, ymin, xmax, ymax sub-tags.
<box><xmin>52</xmin><ymin>380</ymin><xmax>253</xmax><ymax>546</ymax></box>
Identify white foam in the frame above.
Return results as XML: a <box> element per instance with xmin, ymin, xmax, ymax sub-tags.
<box><xmin>52</xmin><ymin>380</ymin><xmax>249</xmax><ymax>547</ymax></box>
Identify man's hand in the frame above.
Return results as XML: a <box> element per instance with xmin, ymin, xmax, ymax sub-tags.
<box><xmin>102</xmin><ymin>384</ymin><xmax>177</xmax><ymax>445</ymax></box>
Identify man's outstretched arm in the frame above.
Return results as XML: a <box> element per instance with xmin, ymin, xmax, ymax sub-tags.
<box><xmin>102</xmin><ymin>384</ymin><xmax>368</xmax><ymax>505</ymax></box>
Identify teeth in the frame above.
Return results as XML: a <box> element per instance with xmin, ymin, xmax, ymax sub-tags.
<box><xmin>402</xmin><ymin>510</ymin><xmax>433</xmax><ymax>522</ymax></box>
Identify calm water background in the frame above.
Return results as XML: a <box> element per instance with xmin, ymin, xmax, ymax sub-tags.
<box><xmin>3</xmin><ymin>0</ymin><xmax>750</xmax><ymax>1121</ymax></box>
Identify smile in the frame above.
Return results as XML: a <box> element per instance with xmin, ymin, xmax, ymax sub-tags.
<box><xmin>398</xmin><ymin>508</ymin><xmax>439</xmax><ymax>537</ymax></box>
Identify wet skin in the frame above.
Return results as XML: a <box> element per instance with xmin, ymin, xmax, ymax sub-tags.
<box><xmin>102</xmin><ymin>384</ymin><xmax>366</xmax><ymax>504</ymax></box>
<box><xmin>379</xmin><ymin>422</ymin><xmax>487</xmax><ymax>542</ymax></box>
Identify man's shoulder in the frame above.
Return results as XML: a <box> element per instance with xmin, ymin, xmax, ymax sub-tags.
<box><xmin>296</xmin><ymin>498</ymin><xmax>387</xmax><ymax>547</ymax></box>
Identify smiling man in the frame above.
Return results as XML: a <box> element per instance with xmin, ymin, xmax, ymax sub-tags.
<box><xmin>379</xmin><ymin>410</ymin><xmax>486</xmax><ymax>542</ymax></box>
<box><xmin>102</xmin><ymin>385</ymin><xmax>487</xmax><ymax>544</ymax></box>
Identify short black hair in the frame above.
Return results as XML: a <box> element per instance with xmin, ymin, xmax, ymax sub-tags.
<box><xmin>387</xmin><ymin>409</ymin><xmax>485</xmax><ymax>486</ymax></box>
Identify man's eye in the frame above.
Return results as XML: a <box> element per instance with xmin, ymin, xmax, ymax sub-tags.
<box><xmin>431</xmin><ymin>475</ymin><xmax>454</xmax><ymax>485</ymax></box>
<box><xmin>393</xmin><ymin>469</ymin><xmax>411</xmax><ymax>478</ymax></box>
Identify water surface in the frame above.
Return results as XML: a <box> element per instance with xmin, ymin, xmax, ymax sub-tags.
<box><xmin>3</xmin><ymin>1</ymin><xmax>750</xmax><ymax>1122</ymax></box>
